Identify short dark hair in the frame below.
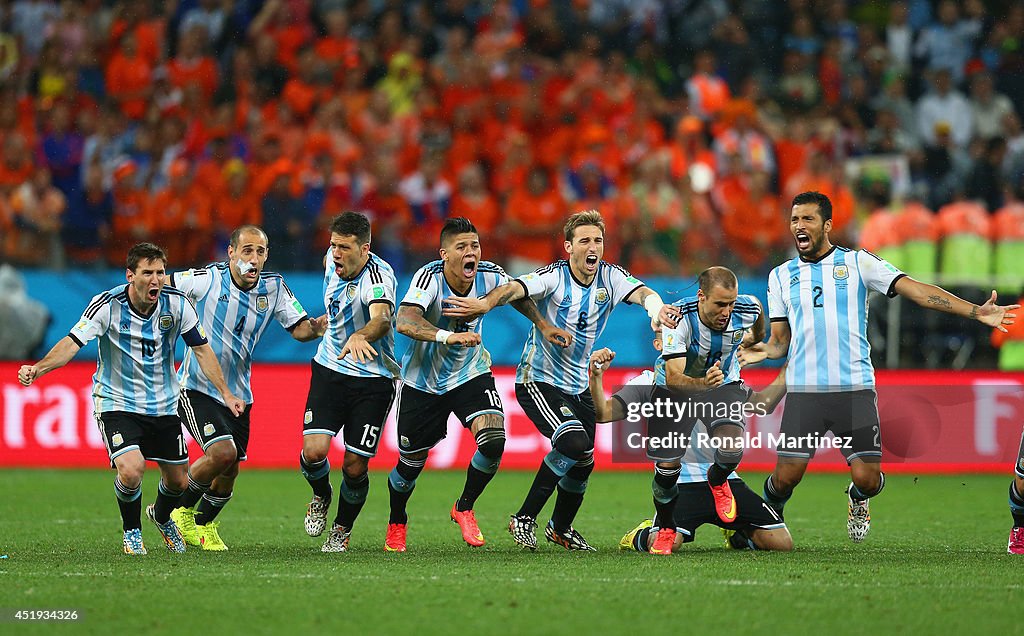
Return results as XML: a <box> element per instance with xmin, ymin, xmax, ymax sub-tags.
<box><xmin>698</xmin><ymin>266</ymin><xmax>737</xmax><ymax>294</ymax></box>
<box><xmin>329</xmin><ymin>211</ymin><xmax>371</xmax><ymax>245</ymax></box>
<box><xmin>127</xmin><ymin>242</ymin><xmax>167</xmax><ymax>272</ymax></box>
<box><xmin>792</xmin><ymin>191</ymin><xmax>833</xmax><ymax>222</ymax></box>
<box><xmin>440</xmin><ymin>217</ymin><xmax>478</xmax><ymax>246</ymax></box>
<box><xmin>230</xmin><ymin>225</ymin><xmax>268</xmax><ymax>248</ymax></box>
<box><xmin>564</xmin><ymin>210</ymin><xmax>605</xmax><ymax>241</ymax></box>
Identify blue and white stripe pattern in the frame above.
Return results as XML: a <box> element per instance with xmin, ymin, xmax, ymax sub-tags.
<box><xmin>655</xmin><ymin>293</ymin><xmax>761</xmax><ymax>386</ymax></box>
<box><xmin>174</xmin><ymin>263</ymin><xmax>308</xmax><ymax>405</ymax></box>
<box><xmin>516</xmin><ymin>260</ymin><xmax>644</xmax><ymax>394</ymax></box>
<box><xmin>400</xmin><ymin>260</ymin><xmax>510</xmax><ymax>394</ymax></box>
<box><xmin>70</xmin><ymin>285</ymin><xmax>203</xmax><ymax>416</ymax></box>
<box><xmin>313</xmin><ymin>250</ymin><xmax>399</xmax><ymax>379</ymax></box>
<box><xmin>767</xmin><ymin>247</ymin><xmax>904</xmax><ymax>392</ymax></box>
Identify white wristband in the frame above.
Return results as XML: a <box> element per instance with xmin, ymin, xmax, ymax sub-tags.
<box><xmin>643</xmin><ymin>293</ymin><xmax>665</xmax><ymax>321</ymax></box>
<box><xmin>435</xmin><ymin>329</ymin><xmax>453</xmax><ymax>344</ymax></box>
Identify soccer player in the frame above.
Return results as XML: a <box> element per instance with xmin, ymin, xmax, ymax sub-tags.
<box><xmin>443</xmin><ymin>210</ymin><xmax>679</xmax><ymax>550</ymax></box>
<box><xmin>301</xmin><ymin>212</ymin><xmax>399</xmax><ymax>553</ymax></box>
<box><xmin>739</xmin><ymin>191</ymin><xmax>1018</xmax><ymax>542</ymax></box>
<box><xmin>385</xmin><ymin>217</ymin><xmax>573</xmax><ymax>552</ymax></box>
<box><xmin>167</xmin><ymin>225</ymin><xmax>327</xmax><ymax>550</ymax></box>
<box><xmin>646</xmin><ymin>266</ymin><xmax>764</xmax><ymax>552</ymax></box>
<box><xmin>17</xmin><ymin>243</ymin><xmax>245</xmax><ymax>555</ymax></box>
<box><xmin>587</xmin><ymin>347</ymin><xmax>792</xmax><ymax>553</ymax></box>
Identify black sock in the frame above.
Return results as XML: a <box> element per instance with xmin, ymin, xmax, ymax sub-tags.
<box><xmin>551</xmin><ymin>461</ymin><xmax>593</xmax><ymax>532</ymax></box>
<box><xmin>300</xmin><ymin>453</ymin><xmax>332</xmax><ymax>500</ymax></box>
<box><xmin>153</xmin><ymin>480</ymin><xmax>183</xmax><ymax>524</ymax></box>
<box><xmin>1009</xmin><ymin>481</ymin><xmax>1024</xmax><ymax>527</ymax></box>
<box><xmin>633</xmin><ymin>526</ymin><xmax>653</xmax><ymax>552</ymax></box>
<box><xmin>194</xmin><ymin>491</ymin><xmax>232</xmax><ymax>525</ymax></box>
<box><xmin>652</xmin><ymin>465</ymin><xmax>681</xmax><ymax>530</ymax></box>
<box><xmin>335</xmin><ymin>473</ymin><xmax>370</xmax><ymax>529</ymax></box>
<box><xmin>763</xmin><ymin>475</ymin><xmax>792</xmax><ymax>514</ymax></box>
<box><xmin>517</xmin><ymin>460</ymin><xmax>564</xmax><ymax>519</ymax></box>
<box><xmin>457</xmin><ymin>448</ymin><xmax>502</xmax><ymax>512</ymax></box>
<box><xmin>708</xmin><ymin>449</ymin><xmax>742</xmax><ymax>486</ymax></box>
<box><xmin>178</xmin><ymin>470</ymin><xmax>211</xmax><ymax>510</ymax></box>
<box><xmin>387</xmin><ymin>456</ymin><xmax>425</xmax><ymax>525</ymax></box>
<box><xmin>114</xmin><ymin>477</ymin><xmax>142</xmax><ymax>532</ymax></box>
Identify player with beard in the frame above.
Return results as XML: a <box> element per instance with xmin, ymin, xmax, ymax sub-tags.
<box><xmin>739</xmin><ymin>191</ymin><xmax>1018</xmax><ymax>542</ymax></box>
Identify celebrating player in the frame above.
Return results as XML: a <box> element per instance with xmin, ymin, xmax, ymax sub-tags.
<box><xmin>300</xmin><ymin>212</ymin><xmax>400</xmax><ymax>553</ymax></box>
<box><xmin>443</xmin><ymin>210</ymin><xmax>679</xmax><ymax>551</ymax></box>
<box><xmin>384</xmin><ymin>217</ymin><xmax>572</xmax><ymax>552</ymax></box>
<box><xmin>739</xmin><ymin>191</ymin><xmax>1019</xmax><ymax>542</ymax></box>
<box><xmin>17</xmin><ymin>243</ymin><xmax>244</xmax><ymax>555</ymax></box>
<box><xmin>646</xmin><ymin>266</ymin><xmax>764</xmax><ymax>552</ymax></box>
<box><xmin>168</xmin><ymin>226</ymin><xmax>327</xmax><ymax>551</ymax></box>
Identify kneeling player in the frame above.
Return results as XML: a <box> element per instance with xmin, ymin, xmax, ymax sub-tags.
<box><xmin>588</xmin><ymin>347</ymin><xmax>792</xmax><ymax>553</ymax></box>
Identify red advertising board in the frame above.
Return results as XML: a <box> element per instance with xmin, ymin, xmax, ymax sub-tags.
<box><xmin>2</xmin><ymin>362</ymin><xmax>1023</xmax><ymax>473</ymax></box>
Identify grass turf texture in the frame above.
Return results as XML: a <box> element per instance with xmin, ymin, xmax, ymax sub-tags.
<box><xmin>1</xmin><ymin>469</ymin><xmax>1019</xmax><ymax>634</ymax></box>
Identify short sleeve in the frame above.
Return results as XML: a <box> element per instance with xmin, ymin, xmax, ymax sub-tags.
<box><xmin>767</xmin><ymin>267</ymin><xmax>788</xmax><ymax>321</ymax></box>
<box><xmin>169</xmin><ymin>267</ymin><xmax>213</xmax><ymax>301</ymax></box>
<box><xmin>401</xmin><ymin>266</ymin><xmax>440</xmax><ymax>311</ymax></box>
<box><xmin>69</xmin><ymin>293</ymin><xmax>112</xmax><ymax>346</ymax></box>
<box><xmin>178</xmin><ymin>296</ymin><xmax>202</xmax><ymax>336</ymax></box>
<box><xmin>517</xmin><ymin>267</ymin><xmax>560</xmax><ymax>300</ymax></box>
<box><xmin>857</xmin><ymin>250</ymin><xmax>905</xmax><ymax>297</ymax></box>
<box><xmin>606</xmin><ymin>264</ymin><xmax>645</xmax><ymax>305</ymax></box>
<box><xmin>363</xmin><ymin>272</ymin><xmax>396</xmax><ymax>308</ymax></box>
<box><xmin>274</xmin><ymin>278</ymin><xmax>308</xmax><ymax>330</ymax></box>
<box><xmin>660</xmin><ymin>308</ymin><xmax>691</xmax><ymax>359</ymax></box>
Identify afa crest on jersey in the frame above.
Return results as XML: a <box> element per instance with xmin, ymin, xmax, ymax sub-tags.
<box><xmin>256</xmin><ymin>295</ymin><xmax>269</xmax><ymax>313</ymax></box>
<box><xmin>732</xmin><ymin>330</ymin><xmax>744</xmax><ymax>343</ymax></box>
<box><xmin>158</xmin><ymin>314</ymin><xmax>174</xmax><ymax>331</ymax></box>
<box><xmin>346</xmin><ymin>284</ymin><xmax>358</xmax><ymax>301</ymax></box>
<box><xmin>833</xmin><ymin>265</ymin><xmax>849</xmax><ymax>280</ymax></box>
<box><xmin>595</xmin><ymin>287</ymin><xmax>609</xmax><ymax>304</ymax></box>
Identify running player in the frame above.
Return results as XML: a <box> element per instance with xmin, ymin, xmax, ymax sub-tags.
<box><xmin>17</xmin><ymin>243</ymin><xmax>244</xmax><ymax>555</ymax></box>
<box><xmin>301</xmin><ymin>212</ymin><xmax>399</xmax><ymax>553</ymax></box>
<box><xmin>587</xmin><ymin>346</ymin><xmax>792</xmax><ymax>553</ymax></box>
<box><xmin>384</xmin><ymin>217</ymin><xmax>573</xmax><ymax>552</ymax></box>
<box><xmin>739</xmin><ymin>191</ymin><xmax>1018</xmax><ymax>542</ymax></box>
<box><xmin>647</xmin><ymin>266</ymin><xmax>763</xmax><ymax>552</ymax></box>
<box><xmin>168</xmin><ymin>226</ymin><xmax>327</xmax><ymax>550</ymax></box>
<box><xmin>443</xmin><ymin>210</ymin><xmax>679</xmax><ymax>551</ymax></box>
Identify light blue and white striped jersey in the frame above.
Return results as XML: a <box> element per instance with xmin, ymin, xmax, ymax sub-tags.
<box><xmin>314</xmin><ymin>250</ymin><xmax>399</xmax><ymax>378</ymax></box>
<box><xmin>615</xmin><ymin>371</ymin><xmax>737</xmax><ymax>483</ymax></box>
<box><xmin>69</xmin><ymin>285</ymin><xmax>206</xmax><ymax>416</ymax></box>
<box><xmin>655</xmin><ymin>294</ymin><xmax>762</xmax><ymax>386</ymax></box>
<box><xmin>516</xmin><ymin>260</ymin><xmax>645</xmax><ymax>394</ymax></box>
<box><xmin>172</xmin><ymin>263</ymin><xmax>308</xmax><ymax>405</ymax></box>
<box><xmin>767</xmin><ymin>246</ymin><xmax>904</xmax><ymax>392</ymax></box>
<box><xmin>400</xmin><ymin>260</ymin><xmax>510</xmax><ymax>394</ymax></box>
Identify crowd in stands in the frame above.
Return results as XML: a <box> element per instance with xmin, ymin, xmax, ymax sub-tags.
<box><xmin>0</xmin><ymin>0</ymin><xmax>1021</xmax><ymax>296</ymax></box>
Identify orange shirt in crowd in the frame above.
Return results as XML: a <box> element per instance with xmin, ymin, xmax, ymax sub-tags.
<box><xmin>937</xmin><ymin>200</ymin><xmax>992</xmax><ymax>239</ymax></box>
<box><xmin>451</xmin><ymin>192</ymin><xmax>500</xmax><ymax>235</ymax></box>
<box><xmin>149</xmin><ymin>185</ymin><xmax>213</xmax><ymax>265</ymax></box>
<box><xmin>718</xmin><ymin>189</ymin><xmax>784</xmax><ymax>268</ymax></box>
<box><xmin>858</xmin><ymin>208</ymin><xmax>900</xmax><ymax>253</ymax></box>
<box><xmin>504</xmin><ymin>187</ymin><xmax>564</xmax><ymax>264</ymax></box>
<box><xmin>217</xmin><ymin>190</ymin><xmax>262</xmax><ymax>230</ymax></box>
<box><xmin>105</xmin><ymin>52</ymin><xmax>152</xmax><ymax>120</ymax></box>
<box><xmin>0</xmin><ymin>160</ymin><xmax>34</xmax><ymax>190</ymax></box>
<box><xmin>894</xmin><ymin>201</ymin><xmax>939</xmax><ymax>241</ymax></box>
<box><xmin>110</xmin><ymin>19</ymin><xmax>163</xmax><ymax>66</ymax></box>
<box><xmin>993</xmin><ymin>202</ymin><xmax>1024</xmax><ymax>241</ymax></box>
<box><xmin>168</xmin><ymin>56</ymin><xmax>220</xmax><ymax>100</ymax></box>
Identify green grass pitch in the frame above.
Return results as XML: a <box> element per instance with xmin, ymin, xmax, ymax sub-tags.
<box><xmin>1</xmin><ymin>469</ymin><xmax>1020</xmax><ymax>634</ymax></box>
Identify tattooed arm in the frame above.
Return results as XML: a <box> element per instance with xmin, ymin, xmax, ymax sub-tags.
<box><xmin>893</xmin><ymin>277</ymin><xmax>1019</xmax><ymax>332</ymax></box>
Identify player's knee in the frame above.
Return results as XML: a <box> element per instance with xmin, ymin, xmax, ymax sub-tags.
<box><xmin>207</xmin><ymin>441</ymin><xmax>237</xmax><ymax>470</ymax></box>
<box><xmin>754</xmin><ymin>528</ymin><xmax>794</xmax><ymax>552</ymax></box>
<box><xmin>301</xmin><ymin>446</ymin><xmax>328</xmax><ymax>465</ymax></box>
<box><xmin>850</xmin><ymin>464</ymin><xmax>882</xmax><ymax>495</ymax></box>
<box><xmin>474</xmin><ymin>427</ymin><xmax>505</xmax><ymax>461</ymax></box>
<box><xmin>116</xmin><ymin>460</ymin><xmax>145</xmax><ymax>488</ymax></box>
<box><xmin>342</xmin><ymin>456</ymin><xmax>369</xmax><ymax>481</ymax></box>
<box><xmin>772</xmin><ymin>469</ymin><xmax>804</xmax><ymax>493</ymax></box>
<box><xmin>553</xmin><ymin>431</ymin><xmax>591</xmax><ymax>461</ymax></box>
<box><xmin>221</xmin><ymin>461</ymin><xmax>240</xmax><ymax>479</ymax></box>
<box><xmin>164</xmin><ymin>471</ymin><xmax>188</xmax><ymax>492</ymax></box>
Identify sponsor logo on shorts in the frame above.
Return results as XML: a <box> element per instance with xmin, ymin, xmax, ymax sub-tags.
<box><xmin>111</xmin><ymin>433</ymin><xmax>123</xmax><ymax>447</ymax></box>
<box><xmin>559</xmin><ymin>405</ymin><xmax>573</xmax><ymax>417</ymax></box>
<box><xmin>595</xmin><ymin>287</ymin><xmax>609</xmax><ymax>304</ymax></box>
<box><xmin>833</xmin><ymin>265</ymin><xmax>849</xmax><ymax>280</ymax></box>
<box><xmin>256</xmin><ymin>295</ymin><xmax>269</xmax><ymax>313</ymax></box>
<box><xmin>304</xmin><ymin>410</ymin><xmax>313</xmax><ymax>425</ymax></box>
<box><xmin>203</xmin><ymin>423</ymin><xmax>215</xmax><ymax>436</ymax></box>
<box><xmin>158</xmin><ymin>314</ymin><xmax>174</xmax><ymax>331</ymax></box>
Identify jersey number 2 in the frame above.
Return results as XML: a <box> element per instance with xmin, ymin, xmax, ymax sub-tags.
<box><xmin>812</xmin><ymin>286</ymin><xmax>823</xmax><ymax>308</ymax></box>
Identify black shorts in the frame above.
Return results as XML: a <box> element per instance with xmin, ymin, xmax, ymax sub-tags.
<box><xmin>397</xmin><ymin>374</ymin><xmax>503</xmax><ymax>453</ymax></box>
<box><xmin>95</xmin><ymin>411</ymin><xmax>188</xmax><ymax>467</ymax></box>
<box><xmin>674</xmin><ymin>479</ymin><xmax>787</xmax><ymax>540</ymax></box>
<box><xmin>779</xmin><ymin>390</ymin><xmax>880</xmax><ymax>462</ymax></box>
<box><xmin>647</xmin><ymin>382</ymin><xmax>750</xmax><ymax>462</ymax></box>
<box><xmin>303</xmin><ymin>360</ymin><xmax>396</xmax><ymax>457</ymax></box>
<box><xmin>515</xmin><ymin>381</ymin><xmax>596</xmax><ymax>446</ymax></box>
<box><xmin>178</xmin><ymin>389</ymin><xmax>254</xmax><ymax>461</ymax></box>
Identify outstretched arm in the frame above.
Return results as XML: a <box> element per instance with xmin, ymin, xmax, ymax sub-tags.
<box><xmin>396</xmin><ymin>304</ymin><xmax>480</xmax><ymax>347</ymax></box>
<box><xmin>894</xmin><ymin>278</ymin><xmax>1019</xmax><ymax>332</ymax></box>
<box><xmin>17</xmin><ymin>336</ymin><xmax>81</xmax><ymax>385</ymax></box>
<box><xmin>441</xmin><ymin>281</ymin><xmax>528</xmax><ymax>320</ymax></box>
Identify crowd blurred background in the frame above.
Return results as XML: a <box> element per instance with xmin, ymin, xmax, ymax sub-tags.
<box><xmin>0</xmin><ymin>0</ymin><xmax>1022</xmax><ymax>367</ymax></box>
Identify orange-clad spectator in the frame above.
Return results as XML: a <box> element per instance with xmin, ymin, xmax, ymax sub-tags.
<box><xmin>451</xmin><ymin>163</ymin><xmax>501</xmax><ymax>238</ymax></box>
<box><xmin>686</xmin><ymin>50</ymin><xmax>730</xmax><ymax>121</ymax></box>
<box><xmin>109</xmin><ymin>2</ymin><xmax>163</xmax><ymax>66</ymax></box>
<box><xmin>105</xmin><ymin>33</ymin><xmax>152</xmax><ymax>120</ymax></box>
<box><xmin>248</xmin><ymin>0</ymin><xmax>314</xmax><ymax>74</ymax></box>
<box><xmin>315</xmin><ymin>9</ymin><xmax>359</xmax><ymax>74</ymax></box>
<box><xmin>937</xmin><ymin>198</ymin><xmax>993</xmax><ymax>285</ymax></box>
<box><xmin>5</xmin><ymin>169</ymin><xmax>66</xmax><ymax>267</ymax></box>
<box><xmin>364</xmin><ymin>156</ymin><xmax>411</xmax><ymax>272</ymax></box>
<box><xmin>719</xmin><ymin>170</ymin><xmax>785</xmax><ymax>272</ymax></box>
<box><xmin>0</xmin><ymin>134</ymin><xmax>34</xmax><ymax>190</ymax></box>
<box><xmin>713</xmin><ymin>99</ymin><xmax>774</xmax><ymax>175</ymax></box>
<box><xmin>993</xmin><ymin>195</ymin><xmax>1024</xmax><ymax>293</ymax></box>
<box><xmin>667</xmin><ymin>116</ymin><xmax>717</xmax><ymax>184</ymax></box>
<box><xmin>107</xmin><ymin>161</ymin><xmax>150</xmax><ymax>265</ymax></box>
<box><xmin>446</xmin><ymin>105</ymin><xmax>480</xmax><ymax>178</ymax></box>
<box><xmin>354</xmin><ymin>89</ymin><xmax>417</xmax><ymax>159</ymax></box>
<box><xmin>858</xmin><ymin>204</ymin><xmax>900</xmax><ymax>255</ymax></box>
<box><xmin>783</xmin><ymin>152</ymin><xmax>854</xmax><ymax>235</ymax></box>
<box><xmin>570</xmin><ymin>124</ymin><xmax>623</xmax><ymax>184</ymax></box>
<box><xmin>479</xmin><ymin>100</ymin><xmax>525</xmax><ymax>171</ymax></box>
<box><xmin>619</xmin><ymin>154</ymin><xmax>686</xmax><ymax>274</ymax></box>
<box><xmin>534</xmin><ymin>112</ymin><xmax>576</xmax><ymax>172</ymax></box>
<box><xmin>193</xmin><ymin>133</ymin><xmax>232</xmax><ymax>201</ymax></box>
<box><xmin>310</xmin><ymin>99</ymin><xmax>362</xmax><ymax>169</ymax></box>
<box><xmin>491</xmin><ymin>132</ymin><xmax>533</xmax><ymax>199</ymax></box>
<box><xmin>503</xmin><ymin>167</ymin><xmax>565</xmax><ymax>274</ymax></box>
<box><xmin>399</xmin><ymin>153</ymin><xmax>452</xmax><ymax>261</ymax></box>
<box><xmin>149</xmin><ymin>159</ymin><xmax>213</xmax><ymax>266</ymax></box>
<box><xmin>678</xmin><ymin>179</ymin><xmax>721</xmax><ymax>276</ymax></box>
<box><xmin>892</xmin><ymin>198</ymin><xmax>939</xmax><ymax>277</ymax></box>
<box><xmin>474</xmin><ymin>1</ymin><xmax>523</xmax><ymax>62</ymax></box>
<box><xmin>167</xmin><ymin>26</ymin><xmax>219</xmax><ymax>102</ymax></box>
<box><xmin>215</xmin><ymin>159</ymin><xmax>261</xmax><ymax>247</ymax></box>
<box><xmin>282</xmin><ymin>47</ymin><xmax>323</xmax><ymax>121</ymax></box>
<box><xmin>774</xmin><ymin>119</ymin><xmax>814</xmax><ymax>194</ymax></box>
